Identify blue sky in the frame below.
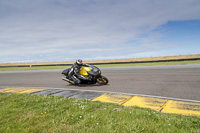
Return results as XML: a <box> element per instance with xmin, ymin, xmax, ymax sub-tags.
<box><xmin>0</xmin><ymin>0</ymin><xmax>200</xmax><ymax>63</ymax></box>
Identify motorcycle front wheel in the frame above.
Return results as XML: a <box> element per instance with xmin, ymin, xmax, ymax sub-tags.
<box><xmin>97</xmin><ymin>75</ymin><xmax>108</xmax><ymax>85</ymax></box>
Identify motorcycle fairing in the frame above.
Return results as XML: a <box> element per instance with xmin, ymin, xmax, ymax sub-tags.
<box><xmin>62</xmin><ymin>68</ymin><xmax>70</xmax><ymax>76</ymax></box>
<box><xmin>80</xmin><ymin>67</ymin><xmax>91</xmax><ymax>76</ymax></box>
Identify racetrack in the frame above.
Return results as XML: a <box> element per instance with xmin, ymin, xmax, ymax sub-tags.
<box><xmin>0</xmin><ymin>64</ymin><xmax>200</xmax><ymax>101</ymax></box>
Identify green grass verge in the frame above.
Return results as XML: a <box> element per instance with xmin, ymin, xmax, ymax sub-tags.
<box><xmin>0</xmin><ymin>93</ymin><xmax>199</xmax><ymax>133</ymax></box>
<box><xmin>0</xmin><ymin>66</ymin><xmax>70</xmax><ymax>71</ymax></box>
<box><xmin>0</xmin><ymin>60</ymin><xmax>200</xmax><ymax>71</ymax></box>
<box><xmin>95</xmin><ymin>60</ymin><xmax>200</xmax><ymax>67</ymax></box>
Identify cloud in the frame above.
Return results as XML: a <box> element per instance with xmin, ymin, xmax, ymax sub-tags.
<box><xmin>0</xmin><ymin>0</ymin><xmax>200</xmax><ymax>63</ymax></box>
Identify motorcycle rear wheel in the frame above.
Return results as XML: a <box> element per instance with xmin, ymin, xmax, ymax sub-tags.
<box><xmin>97</xmin><ymin>75</ymin><xmax>108</xmax><ymax>85</ymax></box>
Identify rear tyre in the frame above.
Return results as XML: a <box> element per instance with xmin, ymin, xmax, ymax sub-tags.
<box><xmin>97</xmin><ymin>75</ymin><xmax>108</xmax><ymax>85</ymax></box>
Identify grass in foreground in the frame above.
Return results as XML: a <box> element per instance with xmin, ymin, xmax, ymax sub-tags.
<box><xmin>0</xmin><ymin>60</ymin><xmax>200</xmax><ymax>71</ymax></box>
<box><xmin>0</xmin><ymin>93</ymin><xmax>199</xmax><ymax>133</ymax></box>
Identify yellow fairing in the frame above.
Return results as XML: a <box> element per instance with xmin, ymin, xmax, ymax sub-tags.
<box><xmin>80</xmin><ymin>67</ymin><xmax>91</xmax><ymax>77</ymax></box>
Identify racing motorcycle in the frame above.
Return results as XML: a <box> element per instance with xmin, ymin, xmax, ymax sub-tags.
<box><xmin>61</xmin><ymin>65</ymin><xmax>108</xmax><ymax>85</ymax></box>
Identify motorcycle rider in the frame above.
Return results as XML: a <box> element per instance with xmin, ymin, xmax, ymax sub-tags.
<box><xmin>68</xmin><ymin>59</ymin><xmax>91</xmax><ymax>85</ymax></box>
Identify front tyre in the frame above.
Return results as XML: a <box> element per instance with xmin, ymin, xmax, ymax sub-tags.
<box><xmin>97</xmin><ymin>75</ymin><xmax>108</xmax><ymax>85</ymax></box>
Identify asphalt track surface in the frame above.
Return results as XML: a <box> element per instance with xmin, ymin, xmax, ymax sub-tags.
<box><xmin>0</xmin><ymin>64</ymin><xmax>200</xmax><ymax>101</ymax></box>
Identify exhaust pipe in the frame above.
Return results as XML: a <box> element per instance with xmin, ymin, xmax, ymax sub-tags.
<box><xmin>62</xmin><ymin>77</ymin><xmax>75</xmax><ymax>85</ymax></box>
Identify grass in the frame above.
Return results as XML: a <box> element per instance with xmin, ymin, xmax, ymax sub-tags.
<box><xmin>0</xmin><ymin>93</ymin><xmax>199</xmax><ymax>133</ymax></box>
<box><xmin>95</xmin><ymin>60</ymin><xmax>200</xmax><ymax>67</ymax></box>
<box><xmin>0</xmin><ymin>66</ymin><xmax>70</xmax><ymax>71</ymax></box>
<box><xmin>0</xmin><ymin>60</ymin><xmax>200</xmax><ymax>71</ymax></box>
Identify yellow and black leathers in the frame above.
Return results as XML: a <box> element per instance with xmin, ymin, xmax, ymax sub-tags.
<box><xmin>68</xmin><ymin>63</ymin><xmax>91</xmax><ymax>84</ymax></box>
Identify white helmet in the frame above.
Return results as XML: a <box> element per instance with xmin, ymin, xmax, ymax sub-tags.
<box><xmin>76</xmin><ymin>59</ymin><xmax>83</xmax><ymax>66</ymax></box>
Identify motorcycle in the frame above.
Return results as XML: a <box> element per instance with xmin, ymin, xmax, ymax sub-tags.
<box><xmin>61</xmin><ymin>65</ymin><xmax>109</xmax><ymax>85</ymax></box>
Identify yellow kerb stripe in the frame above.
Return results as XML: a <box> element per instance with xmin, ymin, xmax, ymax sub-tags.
<box><xmin>161</xmin><ymin>100</ymin><xmax>200</xmax><ymax>116</ymax></box>
<box><xmin>123</xmin><ymin>96</ymin><xmax>168</xmax><ymax>111</ymax></box>
<box><xmin>92</xmin><ymin>93</ymin><xmax>132</xmax><ymax>104</ymax></box>
<box><xmin>16</xmin><ymin>88</ymin><xmax>47</xmax><ymax>94</ymax></box>
<box><xmin>0</xmin><ymin>88</ymin><xmax>16</xmax><ymax>92</ymax></box>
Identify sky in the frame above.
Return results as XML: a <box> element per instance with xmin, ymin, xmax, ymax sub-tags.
<box><xmin>0</xmin><ymin>0</ymin><xmax>200</xmax><ymax>63</ymax></box>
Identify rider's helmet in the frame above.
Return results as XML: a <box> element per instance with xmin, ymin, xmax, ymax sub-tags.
<box><xmin>76</xmin><ymin>59</ymin><xmax>83</xmax><ymax>66</ymax></box>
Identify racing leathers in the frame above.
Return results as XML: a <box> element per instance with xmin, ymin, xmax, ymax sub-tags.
<box><xmin>68</xmin><ymin>63</ymin><xmax>91</xmax><ymax>84</ymax></box>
